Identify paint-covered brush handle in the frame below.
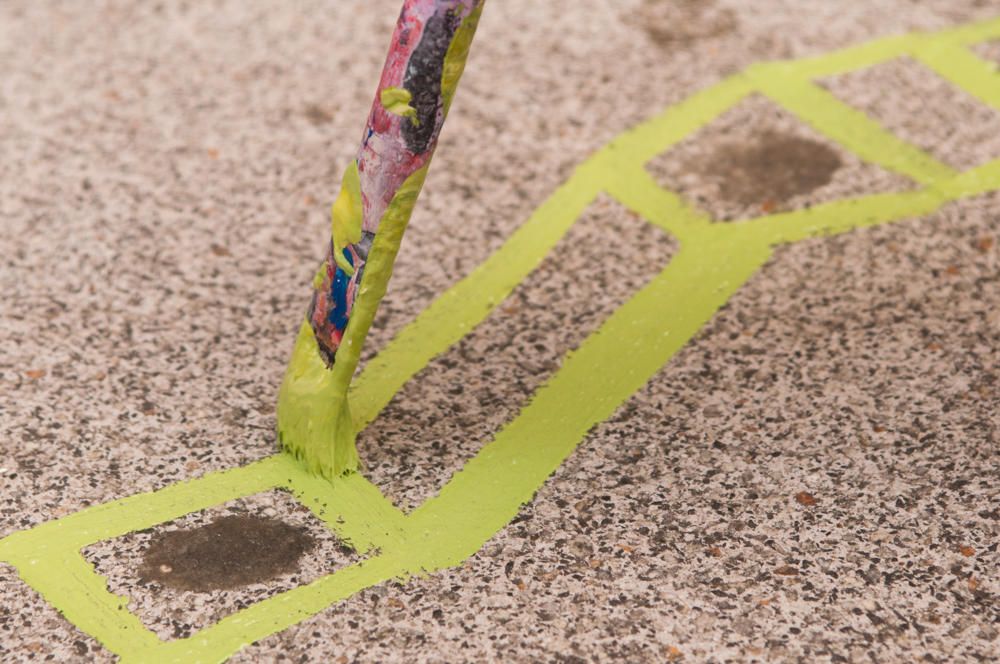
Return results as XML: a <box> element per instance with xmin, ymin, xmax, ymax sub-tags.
<box><xmin>309</xmin><ymin>0</ymin><xmax>485</xmax><ymax>366</ymax></box>
<box><xmin>278</xmin><ymin>0</ymin><xmax>485</xmax><ymax>479</ymax></box>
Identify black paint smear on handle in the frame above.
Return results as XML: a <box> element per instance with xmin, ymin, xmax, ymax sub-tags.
<box><xmin>401</xmin><ymin>8</ymin><xmax>462</xmax><ymax>154</ymax></box>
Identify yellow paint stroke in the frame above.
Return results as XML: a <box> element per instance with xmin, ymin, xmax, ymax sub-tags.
<box><xmin>279</xmin><ymin>165</ymin><xmax>431</xmax><ymax>480</ymax></box>
<box><xmin>379</xmin><ymin>86</ymin><xmax>418</xmax><ymax>123</ymax></box>
<box><xmin>3</xmin><ymin>17</ymin><xmax>1000</xmax><ymax>663</ymax></box>
<box><xmin>330</xmin><ymin>160</ymin><xmax>363</xmax><ymax>275</ymax></box>
<box><xmin>441</xmin><ymin>3</ymin><xmax>485</xmax><ymax>115</ymax></box>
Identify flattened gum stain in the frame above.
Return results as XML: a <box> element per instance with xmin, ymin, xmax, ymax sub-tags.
<box><xmin>633</xmin><ymin>0</ymin><xmax>738</xmax><ymax>47</ymax></box>
<box><xmin>304</xmin><ymin>103</ymin><xmax>334</xmax><ymax>125</ymax></box>
<box><xmin>702</xmin><ymin>131</ymin><xmax>844</xmax><ymax>208</ymax></box>
<box><xmin>138</xmin><ymin>515</ymin><xmax>316</xmax><ymax>592</ymax></box>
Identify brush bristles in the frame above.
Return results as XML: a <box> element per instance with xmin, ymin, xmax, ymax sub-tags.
<box><xmin>276</xmin><ymin>320</ymin><xmax>359</xmax><ymax>480</ymax></box>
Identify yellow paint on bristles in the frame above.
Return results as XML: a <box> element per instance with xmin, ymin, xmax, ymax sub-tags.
<box><xmin>277</xmin><ymin>166</ymin><xmax>429</xmax><ymax>480</ymax></box>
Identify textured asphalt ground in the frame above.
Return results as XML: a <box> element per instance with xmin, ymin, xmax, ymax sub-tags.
<box><xmin>2</xmin><ymin>1</ymin><xmax>999</xmax><ymax>661</ymax></box>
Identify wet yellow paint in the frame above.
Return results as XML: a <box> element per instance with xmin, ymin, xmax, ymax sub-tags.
<box><xmin>330</xmin><ymin>160</ymin><xmax>363</xmax><ymax>274</ymax></box>
<box><xmin>380</xmin><ymin>87</ymin><xmax>419</xmax><ymax>125</ymax></box>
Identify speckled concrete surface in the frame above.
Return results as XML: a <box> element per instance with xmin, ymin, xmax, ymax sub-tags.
<box><xmin>2</xmin><ymin>1</ymin><xmax>999</xmax><ymax>662</ymax></box>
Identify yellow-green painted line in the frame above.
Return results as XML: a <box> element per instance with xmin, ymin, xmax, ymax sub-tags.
<box><xmin>777</xmin><ymin>33</ymin><xmax>913</xmax><ymax>79</ymax></box>
<box><xmin>0</xmin><ymin>457</ymin><xmax>282</xmax><ymax>554</ymax></box>
<box><xmin>598</xmin><ymin>159</ymin><xmax>710</xmax><ymax>240</ymax></box>
<box><xmin>934</xmin><ymin>16</ymin><xmax>1000</xmax><ymax>46</ymax></box>
<box><xmin>913</xmin><ymin>42</ymin><xmax>1000</xmax><ymax>112</ymax></box>
<box><xmin>140</xmin><ymin>555</ymin><xmax>407</xmax><ymax>664</ymax></box>
<box><xmin>404</xmin><ymin>232</ymin><xmax>774</xmax><ymax>567</ymax></box>
<box><xmin>742</xmin><ymin>189</ymin><xmax>941</xmax><ymax>245</ymax></box>
<box><xmin>349</xmin><ymin>161</ymin><xmax>605</xmax><ymax>429</ymax></box>
<box><xmin>602</xmin><ymin>74</ymin><xmax>754</xmax><ymax>165</ymax></box>
<box><xmin>13</xmin><ymin>550</ymin><xmax>162</xmax><ymax>657</ymax></box>
<box><xmin>277</xmin><ymin>459</ymin><xmax>408</xmax><ymax>553</ymax></box>
<box><xmin>938</xmin><ymin>157</ymin><xmax>1000</xmax><ymax>198</ymax></box>
<box><xmin>752</xmin><ymin>74</ymin><xmax>957</xmax><ymax>186</ymax></box>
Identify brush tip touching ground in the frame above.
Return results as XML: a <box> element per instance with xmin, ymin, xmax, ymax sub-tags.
<box><xmin>277</xmin><ymin>321</ymin><xmax>359</xmax><ymax>479</ymax></box>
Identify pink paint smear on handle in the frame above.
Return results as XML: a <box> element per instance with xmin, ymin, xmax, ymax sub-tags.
<box><xmin>308</xmin><ymin>0</ymin><xmax>483</xmax><ymax>365</ymax></box>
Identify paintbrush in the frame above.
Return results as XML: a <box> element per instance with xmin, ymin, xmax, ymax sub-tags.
<box><xmin>278</xmin><ymin>0</ymin><xmax>486</xmax><ymax>480</ymax></box>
